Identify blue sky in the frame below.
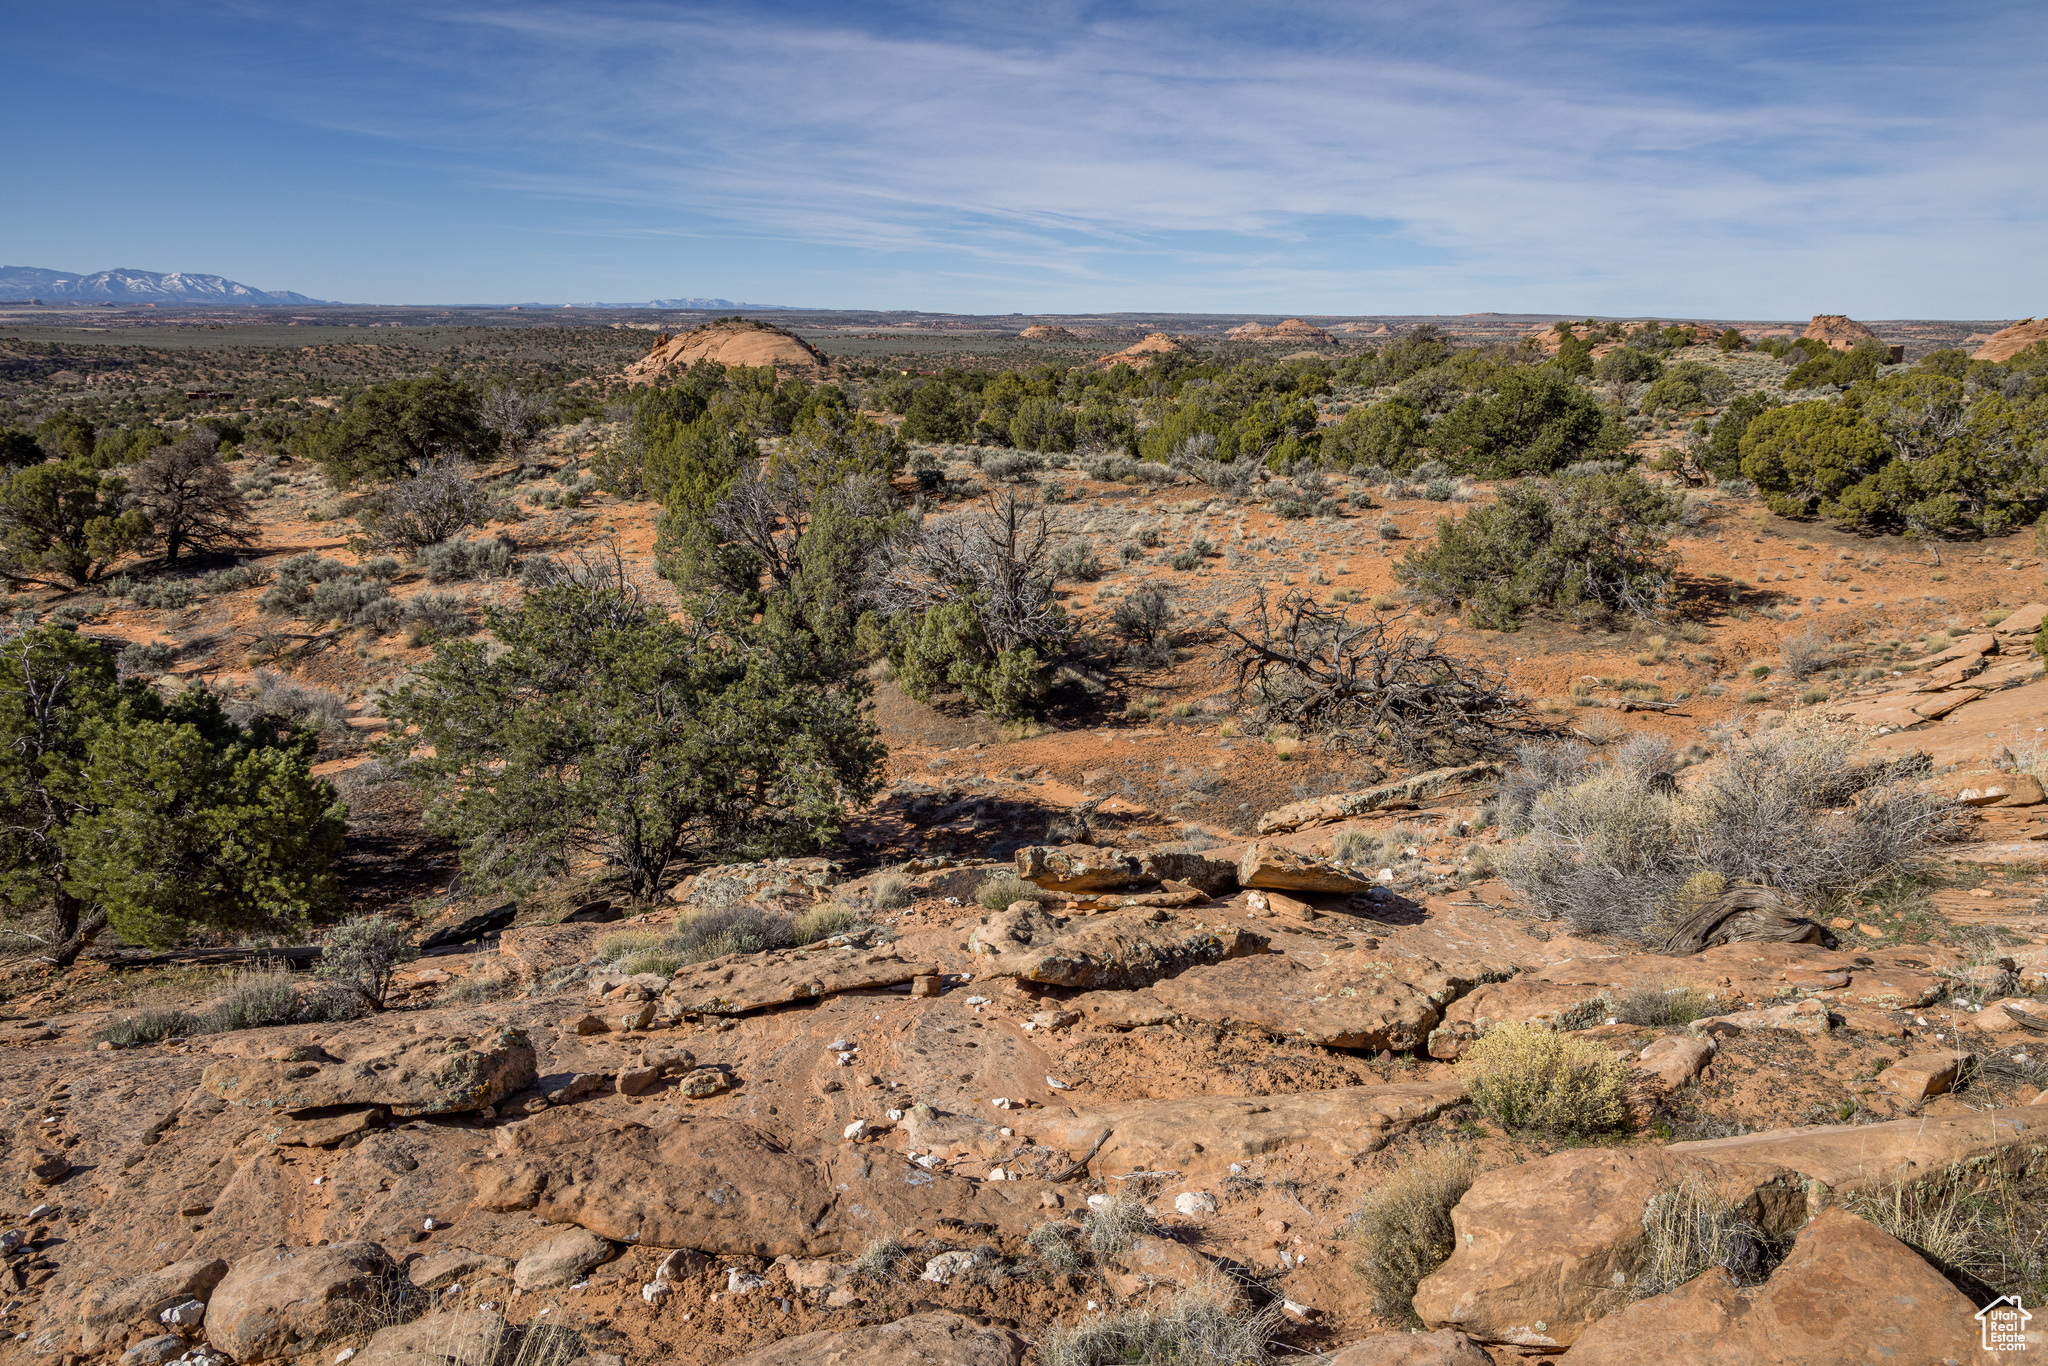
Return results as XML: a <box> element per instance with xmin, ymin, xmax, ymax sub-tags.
<box><xmin>4</xmin><ymin>1</ymin><xmax>2042</xmax><ymax>315</ymax></box>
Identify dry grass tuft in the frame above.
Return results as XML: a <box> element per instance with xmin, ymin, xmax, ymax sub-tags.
<box><xmin>1348</xmin><ymin>1146</ymin><xmax>1475</xmax><ymax>1322</ymax></box>
<box><xmin>978</xmin><ymin>873</ymin><xmax>1041</xmax><ymax>911</ymax></box>
<box><xmin>1459</xmin><ymin>1023</ymin><xmax>1628</xmax><ymax>1136</ymax></box>
<box><xmin>1040</xmin><ymin>1282</ymin><xmax>1281</xmax><ymax>1366</ymax></box>
<box><xmin>1635</xmin><ymin>1175</ymin><xmax>1773</xmax><ymax>1297</ymax></box>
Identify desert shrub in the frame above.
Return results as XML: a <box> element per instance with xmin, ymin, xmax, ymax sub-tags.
<box><xmin>316</xmin><ymin>915</ymin><xmax>421</xmax><ymax>1008</ymax></box>
<box><xmin>1396</xmin><ymin>471</ymin><xmax>1682</xmax><ymax>628</ymax></box>
<box><xmin>306</xmin><ymin>578</ymin><xmax>401</xmax><ymax>632</ymax></box>
<box><xmin>110</xmin><ymin>576</ymin><xmax>198</xmax><ymax>612</ymax></box>
<box><xmin>1499</xmin><ymin>730</ymin><xmax>1960</xmax><ymax>941</ymax></box>
<box><xmin>1051</xmin><ymin>543</ymin><xmax>1104</xmax><ymax>582</ymax></box>
<box><xmin>865</xmin><ymin>493</ymin><xmax>1071</xmax><ymax>719</ymax></box>
<box><xmin>673</xmin><ymin>904</ymin><xmax>796</xmax><ymax>961</ymax></box>
<box><xmin>259</xmin><ymin>553</ymin><xmax>398</xmax><ymax>632</ymax></box>
<box><xmin>1459</xmin><ymin>1022</ymin><xmax>1627</xmax><ymax>1136</ymax></box>
<box><xmin>418</xmin><ymin>534</ymin><xmax>517</xmax><ymax>583</ymax></box>
<box><xmin>118</xmin><ymin>640</ymin><xmax>176</xmax><ymax>678</ymax></box>
<box><xmin>978</xmin><ymin>873</ymin><xmax>1040</xmax><ymax>911</ymax></box>
<box><xmin>0</xmin><ymin>628</ymin><xmax>347</xmax><ymax>964</ymax></box>
<box><xmin>1430</xmin><ymin>369</ymin><xmax>1626</xmax><ymax>477</ymax></box>
<box><xmin>1113</xmin><ymin>586</ymin><xmax>1176</xmax><ymax>647</ymax></box>
<box><xmin>402</xmin><ymin>590</ymin><xmax>477</xmax><ymax>644</ymax></box>
<box><xmin>1348</xmin><ymin>1146</ymin><xmax>1475</xmax><ymax>1322</ymax></box>
<box><xmin>385</xmin><ymin>580</ymin><xmax>884</xmax><ymax>897</ymax></box>
<box><xmin>1169</xmin><ymin>548</ymin><xmax>1203</xmax><ymax>569</ymax></box>
<box><xmin>204</xmin><ymin>967</ymin><xmax>307</xmax><ymax>1031</ymax></box>
<box><xmin>793</xmin><ymin>901</ymin><xmax>862</xmax><ymax>943</ymax></box>
<box><xmin>238</xmin><ymin>670</ymin><xmax>350</xmax><ymax>736</ymax></box>
<box><xmin>299</xmin><ymin>373</ymin><xmax>495</xmax><ymax>484</ymax></box>
<box><xmin>595</xmin><ymin>929</ymin><xmax>664</xmax><ymax>963</ymax></box>
<box><xmin>1040</xmin><ymin>1286</ymin><xmax>1281</xmax><ymax>1366</ymax></box>
<box><xmin>1085</xmin><ymin>454</ymin><xmax>1177</xmax><ymax>485</ymax></box>
<box><xmin>1779</xmin><ymin>628</ymin><xmax>1836</xmax><ymax>679</ymax></box>
<box><xmin>1610</xmin><ymin>984</ymin><xmax>1714</xmax><ymax>1027</ymax></box>
<box><xmin>92</xmin><ymin>1007</ymin><xmax>203</xmax><ymax>1048</ymax></box>
<box><xmin>868</xmin><ymin>871</ymin><xmax>913</xmax><ymax>910</ymax></box>
<box><xmin>1634</xmin><ymin>1175</ymin><xmax>1774</xmax><ymax>1297</ymax></box>
<box><xmin>1491</xmin><ymin>738</ymin><xmax>1598</xmax><ymax>834</ymax></box>
<box><xmin>1330</xmin><ymin>828</ymin><xmax>1383</xmax><ymax>864</ymax></box>
<box><xmin>1027</xmin><ymin>1219</ymin><xmax>1084</xmax><ymax>1272</ymax></box>
<box><xmin>1084</xmin><ymin>1194</ymin><xmax>1156</xmax><ymax>1254</ymax></box>
<box><xmin>851</xmin><ymin>1236</ymin><xmax>906</xmax><ymax>1281</ymax></box>
<box><xmin>444</xmin><ymin>970</ymin><xmax>517</xmax><ymax>1004</ymax></box>
<box><xmin>355</xmin><ymin>459</ymin><xmax>497</xmax><ymax>554</ymax></box>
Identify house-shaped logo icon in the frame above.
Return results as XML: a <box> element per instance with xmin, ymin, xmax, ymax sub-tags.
<box><xmin>1979</xmin><ymin>1295</ymin><xmax>2032</xmax><ymax>1352</ymax></box>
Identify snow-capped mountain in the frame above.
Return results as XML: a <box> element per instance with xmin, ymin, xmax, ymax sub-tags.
<box><xmin>0</xmin><ymin>266</ymin><xmax>333</xmax><ymax>306</ymax></box>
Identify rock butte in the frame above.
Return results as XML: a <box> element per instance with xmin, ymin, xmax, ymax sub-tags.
<box><xmin>623</xmin><ymin>319</ymin><xmax>825</xmax><ymax>384</ymax></box>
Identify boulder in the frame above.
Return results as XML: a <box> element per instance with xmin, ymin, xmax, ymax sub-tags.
<box><xmin>418</xmin><ymin>903</ymin><xmax>517</xmax><ymax>950</ymax></box>
<box><xmin>1692</xmin><ymin>999</ymin><xmax>1834</xmax><ymax>1039</ymax></box>
<box><xmin>408</xmin><ymin>1247</ymin><xmax>515</xmax><ymax>1290</ymax></box>
<box><xmin>1991</xmin><ymin>602</ymin><xmax>2048</xmax><ymax>638</ymax></box>
<box><xmin>1946</xmin><ymin>771</ymin><xmax>2046</xmax><ymax>807</ymax></box>
<box><xmin>513</xmin><ymin>1229</ymin><xmax>616</xmax><ymax>1290</ymax></box>
<box><xmin>120</xmin><ymin>1336</ymin><xmax>184</xmax><ymax>1366</ymax></box>
<box><xmin>1879</xmin><ymin>1049</ymin><xmax>1972</xmax><ymax>1101</ymax></box>
<box><xmin>357</xmin><ymin>1308</ymin><xmax>514</xmax><ymax>1366</ymax></box>
<box><xmin>1324</xmin><ymin>1331</ymin><xmax>1495</xmax><ymax>1365</ymax></box>
<box><xmin>623</xmin><ymin>320</ymin><xmax>826</xmax><ymax>385</ymax></box>
<box><xmin>200</xmin><ymin>1028</ymin><xmax>537</xmax><ymax>1116</ymax></box>
<box><xmin>1555</xmin><ymin>1208</ymin><xmax>1992</xmax><ymax>1364</ymax></box>
<box><xmin>1013</xmin><ymin>845</ymin><xmax>1235</xmax><ymax>894</ymax></box>
<box><xmin>1414</xmin><ymin>1148</ymin><xmax>1808</xmax><ymax>1347</ymax></box>
<box><xmin>75</xmin><ymin>1257</ymin><xmax>229</xmax><ymax>1352</ymax></box>
<box><xmin>1100</xmin><ymin>1233</ymin><xmax>1221</xmax><ymax>1299</ymax></box>
<box><xmin>1144</xmin><ymin>950</ymin><xmax>1454</xmax><ymax>1051</ymax></box>
<box><xmin>205</xmin><ymin>1241</ymin><xmax>408</xmax><ymax>1362</ymax></box>
<box><xmin>968</xmin><ymin>906</ymin><xmax>1267</xmax><ymax>990</ymax></box>
<box><xmin>662</xmin><ymin>942</ymin><xmax>937</xmax><ymax>1015</ymax></box>
<box><xmin>682</xmin><ymin>856</ymin><xmax>844</xmax><ymax>905</ymax></box>
<box><xmin>1237</xmin><ymin>842</ymin><xmax>1377</xmax><ymax>894</ymax></box>
<box><xmin>1636</xmin><ymin>1036</ymin><xmax>1715</xmax><ymax>1090</ymax></box>
<box><xmin>721</xmin><ymin>1311</ymin><xmax>1027</xmax><ymax>1366</ymax></box>
<box><xmin>1014</xmin><ymin>845</ymin><xmax>1145</xmax><ymax>892</ymax></box>
<box><xmin>1666</xmin><ymin>1108</ymin><xmax>2041</xmax><ymax>1195</ymax></box>
<box><xmin>1255</xmin><ymin>763</ymin><xmax>1505</xmax><ymax>834</ymax></box>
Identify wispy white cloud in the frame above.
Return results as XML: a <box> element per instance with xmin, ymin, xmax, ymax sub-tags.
<box><xmin>21</xmin><ymin>1</ymin><xmax>2048</xmax><ymax>311</ymax></box>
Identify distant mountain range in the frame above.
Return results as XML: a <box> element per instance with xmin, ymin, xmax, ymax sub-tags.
<box><xmin>0</xmin><ymin>268</ymin><xmax>802</xmax><ymax>310</ymax></box>
<box><xmin>0</xmin><ymin>266</ymin><xmax>332</xmax><ymax>306</ymax></box>
<box><xmin>562</xmin><ymin>298</ymin><xmax>801</xmax><ymax>310</ymax></box>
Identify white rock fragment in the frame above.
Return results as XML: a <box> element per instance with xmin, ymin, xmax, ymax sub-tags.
<box><xmin>1174</xmin><ymin>1191</ymin><xmax>1218</xmax><ymax>1216</ymax></box>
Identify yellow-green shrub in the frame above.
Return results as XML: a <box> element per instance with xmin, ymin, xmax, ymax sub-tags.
<box><xmin>1459</xmin><ymin>1022</ymin><xmax>1627</xmax><ymax>1135</ymax></box>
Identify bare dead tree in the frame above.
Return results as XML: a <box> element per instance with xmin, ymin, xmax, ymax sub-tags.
<box><xmin>129</xmin><ymin>433</ymin><xmax>258</xmax><ymax>563</ymax></box>
<box><xmin>478</xmin><ymin>383</ymin><xmax>550</xmax><ymax>452</ymax></box>
<box><xmin>1219</xmin><ymin>588</ymin><xmax>1557</xmax><ymax>767</ymax></box>
<box><xmin>354</xmin><ymin>458</ymin><xmax>496</xmax><ymax>554</ymax></box>
<box><xmin>868</xmin><ymin>491</ymin><xmax>1074</xmax><ymax>657</ymax></box>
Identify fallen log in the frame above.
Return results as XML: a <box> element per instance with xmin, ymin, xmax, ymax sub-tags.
<box><xmin>1659</xmin><ymin>886</ymin><xmax>1832</xmax><ymax>956</ymax></box>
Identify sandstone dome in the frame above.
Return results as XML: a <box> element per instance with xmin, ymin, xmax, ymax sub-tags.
<box><xmin>1972</xmin><ymin>318</ymin><xmax>2048</xmax><ymax>363</ymax></box>
<box><xmin>622</xmin><ymin>319</ymin><xmax>825</xmax><ymax>385</ymax></box>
